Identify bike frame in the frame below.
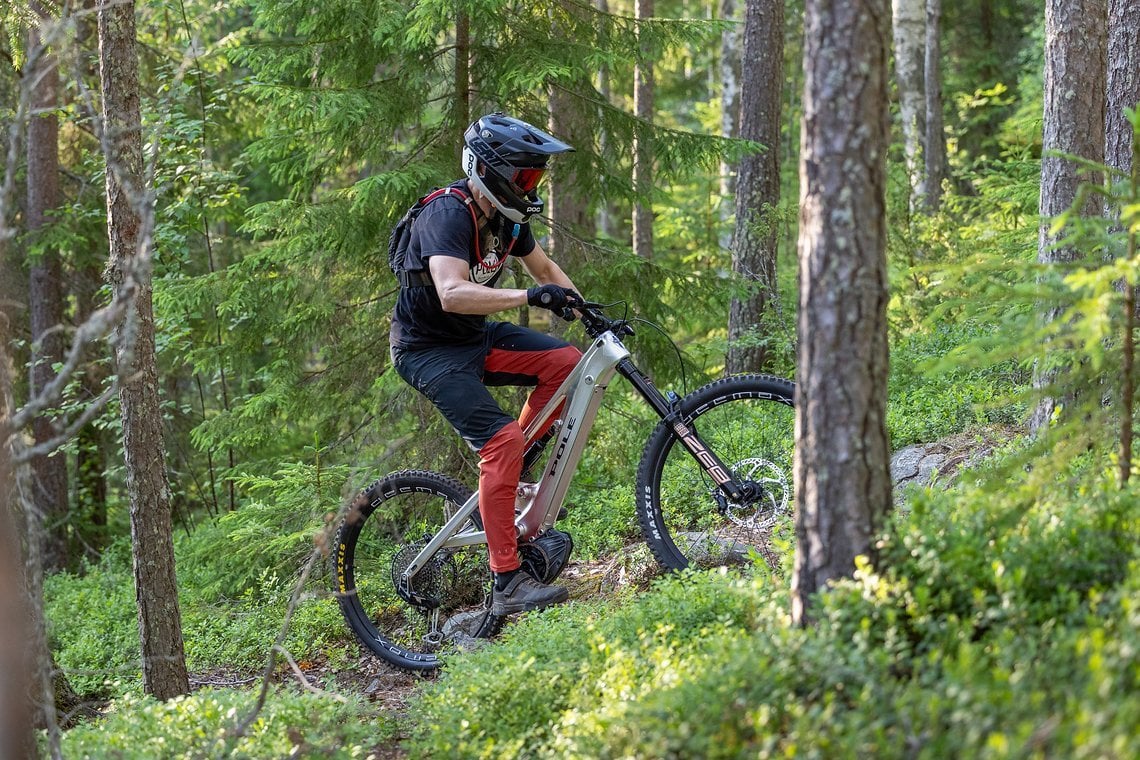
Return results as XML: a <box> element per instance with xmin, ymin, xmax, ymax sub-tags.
<box><xmin>399</xmin><ymin>324</ymin><xmax>750</xmax><ymax>585</ymax></box>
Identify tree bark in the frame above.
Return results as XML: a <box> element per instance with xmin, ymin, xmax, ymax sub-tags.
<box><xmin>0</xmin><ymin>411</ymin><xmax>35</xmax><ymax>760</ymax></box>
<box><xmin>548</xmin><ymin>89</ymin><xmax>592</xmax><ymax>256</ymax></box>
<box><xmin>98</xmin><ymin>0</ymin><xmax>190</xmax><ymax>700</ymax></box>
<box><xmin>924</xmin><ymin>0</ymin><xmax>946</xmax><ymax>211</ymax></box>
<box><xmin>26</xmin><ymin>14</ymin><xmax>70</xmax><ymax>573</ymax></box>
<box><xmin>454</xmin><ymin>10</ymin><xmax>470</xmax><ymax>164</ymax></box>
<box><xmin>792</xmin><ymin>0</ymin><xmax>892</xmax><ymax>625</ymax></box>
<box><xmin>1106</xmin><ymin>0</ymin><xmax>1139</xmax><ymax>178</ymax></box>
<box><xmin>1030</xmin><ymin>0</ymin><xmax>1108</xmax><ymax>433</ymax></box>
<box><xmin>548</xmin><ymin>1</ymin><xmax>593</xmax><ymax>272</ymax></box>
<box><xmin>892</xmin><ymin>0</ymin><xmax>926</xmax><ymax>210</ymax></box>
<box><xmin>632</xmin><ymin>0</ymin><xmax>655</xmax><ymax>259</ymax></box>
<box><xmin>595</xmin><ymin>0</ymin><xmax>618</xmax><ymax>239</ymax></box>
<box><xmin>727</xmin><ymin>0</ymin><xmax>784</xmax><ymax>374</ymax></box>
<box><xmin>719</xmin><ymin>0</ymin><xmax>742</xmax><ymax>205</ymax></box>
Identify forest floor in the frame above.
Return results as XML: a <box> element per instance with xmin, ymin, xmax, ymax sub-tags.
<box><xmin>176</xmin><ymin>547</ymin><xmax>671</xmax><ymax>757</ymax></box>
<box><xmin>178</xmin><ymin>423</ymin><xmax>1021</xmax><ymax>757</ymax></box>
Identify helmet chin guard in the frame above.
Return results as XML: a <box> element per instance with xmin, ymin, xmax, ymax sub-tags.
<box><xmin>463</xmin><ymin>146</ymin><xmax>538</xmax><ymax>224</ymax></box>
<box><xmin>461</xmin><ymin>113</ymin><xmax>574</xmax><ymax>224</ymax></box>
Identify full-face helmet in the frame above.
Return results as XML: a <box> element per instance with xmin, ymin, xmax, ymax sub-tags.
<box><xmin>462</xmin><ymin>113</ymin><xmax>574</xmax><ymax>223</ymax></box>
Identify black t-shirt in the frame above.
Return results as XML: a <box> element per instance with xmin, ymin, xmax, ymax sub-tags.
<box><xmin>389</xmin><ymin>180</ymin><xmax>536</xmax><ymax>349</ymax></box>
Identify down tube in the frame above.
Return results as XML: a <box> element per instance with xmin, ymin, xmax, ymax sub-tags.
<box><xmin>516</xmin><ymin>332</ymin><xmax>629</xmax><ymax>538</ymax></box>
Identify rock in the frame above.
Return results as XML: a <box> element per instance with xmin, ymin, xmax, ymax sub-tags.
<box><xmin>889</xmin><ymin>424</ymin><xmax>1020</xmax><ymax>502</ymax></box>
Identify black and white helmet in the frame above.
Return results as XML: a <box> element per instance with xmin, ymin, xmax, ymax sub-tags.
<box><xmin>462</xmin><ymin>113</ymin><xmax>574</xmax><ymax>224</ymax></box>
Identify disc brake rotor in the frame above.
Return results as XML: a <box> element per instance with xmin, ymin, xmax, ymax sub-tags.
<box><xmin>715</xmin><ymin>457</ymin><xmax>790</xmax><ymax>530</ymax></box>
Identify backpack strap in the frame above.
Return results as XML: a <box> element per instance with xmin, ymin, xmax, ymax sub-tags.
<box><xmin>399</xmin><ymin>186</ymin><xmax>492</xmax><ymax>288</ymax></box>
<box><xmin>421</xmin><ymin>186</ymin><xmax>483</xmax><ymax>265</ymax></box>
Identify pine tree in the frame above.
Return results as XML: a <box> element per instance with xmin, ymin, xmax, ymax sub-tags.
<box><xmin>97</xmin><ymin>0</ymin><xmax>189</xmax><ymax>700</ymax></box>
<box><xmin>793</xmin><ymin>0</ymin><xmax>892</xmax><ymax>625</ymax></box>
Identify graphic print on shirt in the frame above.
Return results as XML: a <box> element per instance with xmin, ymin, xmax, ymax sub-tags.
<box><xmin>471</xmin><ymin>225</ymin><xmax>507</xmax><ymax>284</ymax></box>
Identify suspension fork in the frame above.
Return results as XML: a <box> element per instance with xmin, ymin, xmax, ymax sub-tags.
<box><xmin>617</xmin><ymin>359</ymin><xmax>752</xmax><ymax>503</ymax></box>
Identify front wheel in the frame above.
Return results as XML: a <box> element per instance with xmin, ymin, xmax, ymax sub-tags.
<box><xmin>636</xmin><ymin>374</ymin><xmax>795</xmax><ymax>571</ymax></box>
<box><xmin>334</xmin><ymin>470</ymin><xmax>503</xmax><ymax>671</ymax></box>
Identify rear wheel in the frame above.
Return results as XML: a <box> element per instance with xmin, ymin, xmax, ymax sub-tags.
<box><xmin>636</xmin><ymin>374</ymin><xmax>795</xmax><ymax>571</ymax></box>
<box><xmin>334</xmin><ymin>470</ymin><xmax>502</xmax><ymax>671</ymax></box>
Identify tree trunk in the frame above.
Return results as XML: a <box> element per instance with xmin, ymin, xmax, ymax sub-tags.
<box><xmin>26</xmin><ymin>15</ymin><xmax>70</xmax><ymax>573</ymax></box>
<box><xmin>548</xmin><ymin>2</ymin><xmax>593</xmax><ymax>271</ymax></box>
<box><xmin>454</xmin><ymin>10</ymin><xmax>470</xmax><ymax>163</ymax></box>
<box><xmin>1106</xmin><ymin>0</ymin><xmax>1139</xmax><ymax>178</ymax></box>
<box><xmin>632</xmin><ymin>0</ymin><xmax>655</xmax><ymax>259</ymax></box>
<box><xmin>97</xmin><ymin>0</ymin><xmax>190</xmax><ymax>700</ymax></box>
<box><xmin>1030</xmin><ymin>0</ymin><xmax>1108</xmax><ymax>434</ymax></box>
<box><xmin>595</xmin><ymin>0</ymin><xmax>618</xmax><ymax>239</ymax></box>
<box><xmin>548</xmin><ymin>91</ymin><xmax>592</xmax><ymax>258</ymax></box>
<box><xmin>0</xmin><ymin>420</ymin><xmax>35</xmax><ymax>760</ymax></box>
<box><xmin>792</xmin><ymin>0</ymin><xmax>892</xmax><ymax>625</ymax></box>
<box><xmin>924</xmin><ymin>0</ymin><xmax>946</xmax><ymax>211</ymax></box>
<box><xmin>892</xmin><ymin>0</ymin><xmax>926</xmax><ymax>210</ymax></box>
<box><xmin>726</xmin><ymin>0</ymin><xmax>784</xmax><ymax>374</ymax></box>
<box><xmin>0</xmin><ymin>312</ymin><xmax>60</xmax><ymax>758</ymax></box>
<box><xmin>719</xmin><ymin>0</ymin><xmax>742</xmax><ymax>209</ymax></box>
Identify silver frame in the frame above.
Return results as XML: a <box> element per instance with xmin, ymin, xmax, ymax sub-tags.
<box><xmin>399</xmin><ymin>329</ymin><xmax>630</xmax><ymax>583</ymax></box>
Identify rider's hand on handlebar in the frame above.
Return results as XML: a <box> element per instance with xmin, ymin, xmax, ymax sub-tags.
<box><xmin>527</xmin><ymin>284</ymin><xmax>583</xmax><ymax>320</ymax></box>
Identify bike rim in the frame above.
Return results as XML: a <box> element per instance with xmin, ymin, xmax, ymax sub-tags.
<box><xmin>650</xmin><ymin>388</ymin><xmax>795</xmax><ymax>569</ymax></box>
<box><xmin>337</xmin><ymin>475</ymin><xmax>498</xmax><ymax>668</ymax></box>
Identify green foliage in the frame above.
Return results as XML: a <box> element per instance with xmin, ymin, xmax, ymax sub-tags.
<box><xmin>46</xmin><ymin>460</ymin><xmax>354</xmax><ymax>693</ymax></box>
<box><xmin>178</xmin><ymin>460</ymin><xmax>347</xmax><ymax>599</ymax></box>
<box><xmin>406</xmin><ymin>459</ymin><xmax>1140</xmax><ymax>759</ymax></box>
<box><xmin>887</xmin><ymin>322</ymin><xmax>1026</xmax><ymax>446</ymax></box>
<box><xmin>44</xmin><ymin>541</ymin><xmax>141</xmax><ymax>697</ymax></box>
<box><xmin>58</xmin><ymin>687</ymin><xmax>386</xmax><ymax>759</ymax></box>
<box><xmin>408</xmin><ymin>567</ymin><xmax>776</xmax><ymax>758</ymax></box>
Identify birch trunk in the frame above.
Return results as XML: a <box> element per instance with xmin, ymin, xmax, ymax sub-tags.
<box><xmin>892</xmin><ymin>0</ymin><xmax>926</xmax><ymax>209</ymax></box>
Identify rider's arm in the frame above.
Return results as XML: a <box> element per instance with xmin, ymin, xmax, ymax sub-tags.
<box><xmin>518</xmin><ymin>241</ymin><xmax>581</xmax><ymax>295</ymax></box>
<box><xmin>430</xmin><ymin>255</ymin><xmax>529</xmax><ymax>315</ymax></box>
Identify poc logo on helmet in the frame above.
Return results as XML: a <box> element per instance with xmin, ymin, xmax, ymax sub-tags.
<box><xmin>526</xmin><ymin>205</ymin><xmax>541</xmax><ymax>214</ymax></box>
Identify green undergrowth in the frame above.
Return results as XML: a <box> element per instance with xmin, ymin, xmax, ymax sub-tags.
<box><xmin>45</xmin><ymin>463</ymin><xmax>354</xmax><ymax>697</ymax></box>
<box><xmin>406</xmin><ymin>462</ymin><xmax>1140</xmax><ymax>759</ymax></box>
<box><xmin>56</xmin><ymin>686</ymin><xmax>386</xmax><ymax>759</ymax></box>
<box><xmin>887</xmin><ymin>321</ymin><xmax>1026</xmax><ymax>447</ymax></box>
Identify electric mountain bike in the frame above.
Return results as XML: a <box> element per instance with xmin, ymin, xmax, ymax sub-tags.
<box><xmin>334</xmin><ymin>303</ymin><xmax>795</xmax><ymax>671</ymax></box>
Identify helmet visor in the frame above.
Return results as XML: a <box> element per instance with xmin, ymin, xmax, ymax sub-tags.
<box><xmin>510</xmin><ymin>167</ymin><xmax>546</xmax><ymax>194</ymax></box>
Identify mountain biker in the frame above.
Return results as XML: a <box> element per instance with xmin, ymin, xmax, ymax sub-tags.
<box><xmin>389</xmin><ymin>112</ymin><xmax>584</xmax><ymax>616</ymax></box>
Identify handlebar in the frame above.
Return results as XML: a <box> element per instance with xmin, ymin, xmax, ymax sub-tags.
<box><xmin>575</xmin><ymin>302</ymin><xmax>634</xmax><ymax>340</ymax></box>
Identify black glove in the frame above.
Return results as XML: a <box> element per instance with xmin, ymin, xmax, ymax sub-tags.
<box><xmin>526</xmin><ymin>284</ymin><xmax>583</xmax><ymax>314</ymax></box>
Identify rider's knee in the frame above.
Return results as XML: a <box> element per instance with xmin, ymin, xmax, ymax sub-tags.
<box><xmin>480</xmin><ymin>420</ymin><xmax>525</xmax><ymax>462</ymax></box>
<box><xmin>549</xmin><ymin>345</ymin><xmax>582</xmax><ymax>381</ymax></box>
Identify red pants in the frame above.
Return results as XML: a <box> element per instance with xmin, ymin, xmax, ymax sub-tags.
<box><xmin>393</xmin><ymin>322</ymin><xmax>581</xmax><ymax>572</ymax></box>
<box><xmin>479</xmin><ymin>340</ymin><xmax>579</xmax><ymax>571</ymax></box>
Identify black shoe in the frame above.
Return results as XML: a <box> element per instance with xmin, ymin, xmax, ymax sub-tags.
<box><xmin>491</xmin><ymin>571</ymin><xmax>569</xmax><ymax>616</ymax></box>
